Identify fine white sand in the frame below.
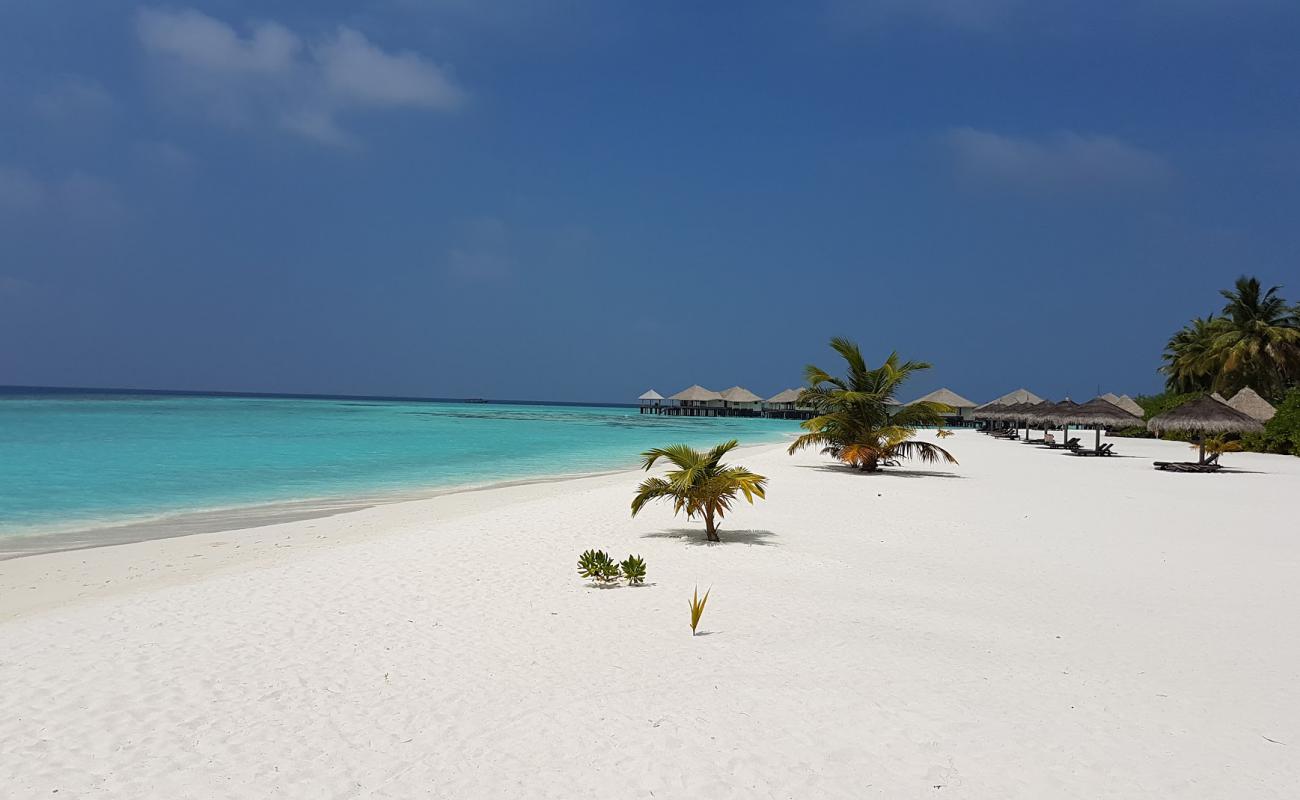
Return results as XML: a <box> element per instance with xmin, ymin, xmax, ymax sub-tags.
<box><xmin>2</xmin><ymin>431</ymin><xmax>1298</xmax><ymax>798</ymax></box>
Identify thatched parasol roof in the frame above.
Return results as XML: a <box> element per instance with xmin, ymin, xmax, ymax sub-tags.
<box><xmin>719</xmin><ymin>386</ymin><xmax>763</xmax><ymax>403</ymax></box>
<box><xmin>993</xmin><ymin>401</ymin><xmax>1046</xmax><ymax>422</ymax></box>
<box><xmin>1100</xmin><ymin>392</ymin><xmax>1121</xmax><ymax>404</ymax></box>
<box><xmin>638</xmin><ymin>389</ymin><xmax>664</xmax><ymax>401</ymax></box>
<box><xmin>765</xmin><ymin>388</ymin><xmax>802</xmax><ymax>404</ymax></box>
<box><xmin>1227</xmin><ymin>387</ymin><xmax>1276</xmax><ymax>422</ymax></box>
<box><xmin>1211</xmin><ymin>392</ymin><xmax>1228</xmax><ymax>403</ymax></box>
<box><xmin>670</xmin><ymin>385</ymin><xmax>723</xmax><ymax>402</ymax></box>
<box><xmin>977</xmin><ymin>388</ymin><xmax>1043</xmax><ymax>410</ymax></box>
<box><xmin>1061</xmin><ymin>397</ymin><xmax>1144</xmax><ymax>427</ymax></box>
<box><xmin>975</xmin><ymin>402</ymin><xmax>1008</xmax><ymax>419</ymax></box>
<box><xmin>908</xmin><ymin>388</ymin><xmax>975</xmax><ymax>409</ymax></box>
<box><xmin>1029</xmin><ymin>399</ymin><xmax>1079</xmax><ymax>424</ymax></box>
<box><xmin>1147</xmin><ymin>395</ymin><xmax>1265</xmax><ymax>435</ymax></box>
<box><xmin>1114</xmin><ymin>394</ymin><xmax>1144</xmax><ymax>417</ymax></box>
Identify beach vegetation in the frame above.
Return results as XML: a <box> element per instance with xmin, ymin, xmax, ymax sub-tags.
<box><xmin>788</xmin><ymin>337</ymin><xmax>958</xmax><ymax>472</ymax></box>
<box><xmin>1242</xmin><ymin>389</ymin><xmax>1300</xmax><ymax>455</ymax></box>
<box><xmin>1160</xmin><ymin>276</ymin><xmax>1300</xmax><ymax>400</ymax></box>
<box><xmin>619</xmin><ymin>555</ymin><xmax>647</xmax><ymax>585</ymax></box>
<box><xmin>630</xmin><ymin>440</ymin><xmax>767</xmax><ymax>542</ymax></box>
<box><xmin>689</xmin><ymin>586</ymin><xmax>710</xmax><ymax>636</ymax></box>
<box><xmin>577</xmin><ymin>549</ymin><xmax>621</xmax><ymax>584</ymax></box>
<box><xmin>1193</xmin><ymin>435</ymin><xmax>1244</xmax><ymax>456</ymax></box>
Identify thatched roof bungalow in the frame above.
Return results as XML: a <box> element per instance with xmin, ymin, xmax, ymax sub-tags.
<box><xmin>1227</xmin><ymin>387</ymin><xmax>1276</xmax><ymax>422</ymax></box>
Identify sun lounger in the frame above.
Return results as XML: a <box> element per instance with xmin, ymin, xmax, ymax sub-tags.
<box><xmin>1154</xmin><ymin>461</ymin><xmax>1223</xmax><ymax>472</ymax></box>
<box><xmin>1073</xmin><ymin>443</ymin><xmax>1115</xmax><ymax>457</ymax></box>
<box><xmin>1154</xmin><ymin>454</ymin><xmax>1220</xmax><ymax>472</ymax></box>
<box><xmin>1046</xmin><ymin>437</ymin><xmax>1081</xmax><ymax>450</ymax></box>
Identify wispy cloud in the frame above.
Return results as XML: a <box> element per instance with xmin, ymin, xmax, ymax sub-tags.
<box><xmin>944</xmin><ymin>127</ymin><xmax>1173</xmax><ymax>191</ymax></box>
<box><xmin>0</xmin><ymin>165</ymin><xmax>126</xmax><ymax>225</ymax></box>
<box><xmin>32</xmin><ymin>76</ymin><xmax>116</xmax><ymax>121</ymax></box>
<box><xmin>135</xmin><ymin>7</ymin><xmax>465</xmax><ymax>146</ymax></box>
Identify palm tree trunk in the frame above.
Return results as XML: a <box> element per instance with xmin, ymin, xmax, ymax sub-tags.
<box><xmin>704</xmin><ymin>508</ymin><xmax>720</xmax><ymax>542</ymax></box>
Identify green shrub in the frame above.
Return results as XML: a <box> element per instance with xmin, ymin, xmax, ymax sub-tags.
<box><xmin>1242</xmin><ymin>389</ymin><xmax>1300</xmax><ymax>455</ymax></box>
<box><xmin>619</xmin><ymin>555</ymin><xmax>647</xmax><ymax>585</ymax></box>
<box><xmin>577</xmin><ymin>549</ymin><xmax>621</xmax><ymax>584</ymax></box>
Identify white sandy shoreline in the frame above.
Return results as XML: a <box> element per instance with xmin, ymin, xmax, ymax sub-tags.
<box><xmin>2</xmin><ymin>431</ymin><xmax>1298</xmax><ymax>798</ymax></box>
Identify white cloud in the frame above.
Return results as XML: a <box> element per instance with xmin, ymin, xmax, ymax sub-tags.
<box><xmin>945</xmin><ymin>128</ymin><xmax>1173</xmax><ymax>190</ymax></box>
<box><xmin>33</xmin><ymin>76</ymin><xmax>116</xmax><ymax>121</ymax></box>
<box><xmin>0</xmin><ymin>166</ymin><xmax>125</xmax><ymax>225</ymax></box>
<box><xmin>135</xmin><ymin>8</ymin><xmax>465</xmax><ymax>146</ymax></box>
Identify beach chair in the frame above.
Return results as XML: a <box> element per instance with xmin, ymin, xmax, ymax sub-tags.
<box><xmin>1073</xmin><ymin>443</ymin><xmax>1114</xmax><ymax>457</ymax></box>
<box><xmin>1153</xmin><ymin>454</ymin><xmax>1222</xmax><ymax>472</ymax></box>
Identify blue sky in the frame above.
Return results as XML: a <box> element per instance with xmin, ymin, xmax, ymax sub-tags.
<box><xmin>2</xmin><ymin>1</ymin><xmax>1298</xmax><ymax>403</ymax></box>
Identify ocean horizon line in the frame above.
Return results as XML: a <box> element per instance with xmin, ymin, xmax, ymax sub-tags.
<box><xmin>0</xmin><ymin>384</ymin><xmax>637</xmax><ymax>409</ymax></box>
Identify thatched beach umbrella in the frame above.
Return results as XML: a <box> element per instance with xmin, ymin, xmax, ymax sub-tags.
<box><xmin>1030</xmin><ymin>399</ymin><xmax>1078</xmax><ymax>443</ymax></box>
<box><xmin>1147</xmin><ymin>395</ymin><xmax>1265</xmax><ymax>464</ymax></box>
<box><xmin>1003</xmin><ymin>400</ymin><xmax>1048</xmax><ymax>439</ymax></box>
<box><xmin>1100</xmin><ymin>392</ymin><xmax>1122</xmax><ymax>405</ymax></box>
<box><xmin>1227</xmin><ymin>387</ymin><xmax>1277</xmax><ymax>423</ymax></box>
<box><xmin>1114</xmin><ymin>394</ymin><xmax>1144</xmax><ymax>417</ymax></box>
<box><xmin>1064</xmin><ymin>397</ymin><xmax>1145</xmax><ymax>452</ymax></box>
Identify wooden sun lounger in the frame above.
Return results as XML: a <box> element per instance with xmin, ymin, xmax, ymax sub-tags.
<box><xmin>1073</xmin><ymin>443</ymin><xmax>1115</xmax><ymax>457</ymax></box>
<box><xmin>1154</xmin><ymin>454</ymin><xmax>1221</xmax><ymax>472</ymax></box>
<box><xmin>1045</xmin><ymin>438</ymin><xmax>1081</xmax><ymax>450</ymax></box>
<box><xmin>1154</xmin><ymin>461</ymin><xmax>1222</xmax><ymax>473</ymax></box>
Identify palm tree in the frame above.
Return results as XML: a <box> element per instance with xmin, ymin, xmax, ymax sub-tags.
<box><xmin>1160</xmin><ymin>315</ymin><xmax>1226</xmax><ymax>393</ymax></box>
<box><xmin>1211</xmin><ymin>276</ymin><xmax>1300</xmax><ymax>399</ymax></box>
<box><xmin>788</xmin><ymin>337</ymin><xmax>958</xmax><ymax>472</ymax></box>
<box><xmin>630</xmin><ymin>440</ymin><xmax>767</xmax><ymax>542</ymax></box>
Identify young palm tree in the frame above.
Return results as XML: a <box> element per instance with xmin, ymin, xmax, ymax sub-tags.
<box><xmin>1211</xmin><ymin>276</ymin><xmax>1300</xmax><ymax>399</ymax></box>
<box><xmin>788</xmin><ymin>337</ymin><xmax>958</xmax><ymax>472</ymax></box>
<box><xmin>630</xmin><ymin>440</ymin><xmax>767</xmax><ymax>542</ymax></box>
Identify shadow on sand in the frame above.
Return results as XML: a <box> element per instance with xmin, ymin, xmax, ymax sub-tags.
<box><xmin>641</xmin><ymin>527</ymin><xmax>779</xmax><ymax>546</ymax></box>
<box><xmin>796</xmin><ymin>464</ymin><xmax>964</xmax><ymax>479</ymax></box>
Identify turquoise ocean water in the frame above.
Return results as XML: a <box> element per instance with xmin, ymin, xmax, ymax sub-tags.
<box><xmin>0</xmin><ymin>390</ymin><xmax>798</xmax><ymax>541</ymax></box>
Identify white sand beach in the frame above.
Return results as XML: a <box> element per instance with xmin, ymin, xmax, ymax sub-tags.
<box><xmin>2</xmin><ymin>431</ymin><xmax>1298</xmax><ymax>798</ymax></box>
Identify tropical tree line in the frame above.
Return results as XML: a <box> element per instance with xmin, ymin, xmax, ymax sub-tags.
<box><xmin>1160</xmin><ymin>276</ymin><xmax>1300</xmax><ymax>401</ymax></box>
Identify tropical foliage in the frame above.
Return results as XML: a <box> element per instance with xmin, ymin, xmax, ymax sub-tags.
<box><xmin>619</xmin><ymin>555</ymin><xmax>647</xmax><ymax>585</ymax></box>
<box><xmin>1242</xmin><ymin>389</ymin><xmax>1300</xmax><ymax>456</ymax></box>
<box><xmin>1161</xmin><ymin>276</ymin><xmax>1300</xmax><ymax>400</ymax></box>
<box><xmin>788</xmin><ymin>337</ymin><xmax>958</xmax><ymax>472</ymax></box>
<box><xmin>630</xmin><ymin>440</ymin><xmax>767</xmax><ymax>542</ymax></box>
<box><xmin>577</xmin><ymin>549</ymin><xmax>621</xmax><ymax>584</ymax></box>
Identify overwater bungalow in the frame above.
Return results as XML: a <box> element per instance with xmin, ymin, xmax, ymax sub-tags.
<box><xmin>762</xmin><ymin>388</ymin><xmax>814</xmax><ymax>420</ymax></box>
<box><xmin>905</xmin><ymin>388</ymin><xmax>978</xmax><ymax>426</ymax></box>
<box><xmin>719</xmin><ymin>386</ymin><xmax>764</xmax><ymax>417</ymax></box>
<box><xmin>637</xmin><ymin>390</ymin><xmax>665</xmax><ymax>414</ymax></box>
<box><xmin>664</xmin><ymin>385</ymin><xmax>726</xmax><ymax>416</ymax></box>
